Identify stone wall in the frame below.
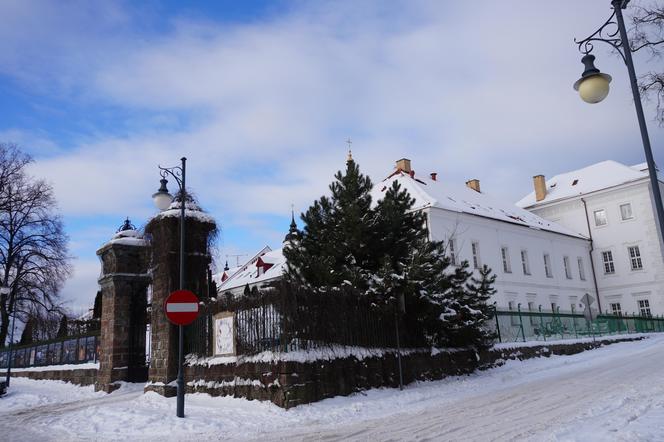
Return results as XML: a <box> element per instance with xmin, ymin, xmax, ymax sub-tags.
<box><xmin>4</xmin><ymin>336</ymin><xmax>643</xmax><ymax>406</ymax></box>
<box><xmin>5</xmin><ymin>368</ymin><xmax>98</xmax><ymax>386</ymax></box>
<box><xmin>184</xmin><ymin>336</ymin><xmax>643</xmax><ymax>409</ymax></box>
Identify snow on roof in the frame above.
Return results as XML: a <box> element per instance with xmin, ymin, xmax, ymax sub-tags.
<box><xmin>150</xmin><ymin>200</ymin><xmax>216</xmax><ymax>224</ymax></box>
<box><xmin>259</xmin><ymin>252</ymin><xmax>282</xmax><ymax>265</ymax></box>
<box><xmin>372</xmin><ymin>170</ymin><xmax>585</xmax><ymax>239</ymax></box>
<box><xmin>218</xmin><ymin>248</ymin><xmax>286</xmax><ymax>293</ymax></box>
<box><xmin>107</xmin><ymin>229</ymin><xmax>148</xmax><ymax>247</ymax></box>
<box><xmin>516</xmin><ymin>160</ymin><xmax>650</xmax><ymax>208</ymax></box>
<box><xmin>212</xmin><ymin>265</ymin><xmax>242</xmax><ymax>286</ymax></box>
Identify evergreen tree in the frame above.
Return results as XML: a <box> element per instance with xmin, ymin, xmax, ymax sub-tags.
<box><xmin>19</xmin><ymin>316</ymin><xmax>34</xmax><ymax>345</ymax></box>
<box><xmin>56</xmin><ymin>315</ymin><xmax>68</xmax><ymax>338</ymax></box>
<box><xmin>285</xmin><ymin>158</ymin><xmax>375</xmax><ymax>290</ymax></box>
<box><xmin>92</xmin><ymin>290</ymin><xmax>102</xmax><ymax>319</ymax></box>
<box><xmin>287</xmin><ymin>157</ymin><xmax>497</xmax><ymax>350</ymax></box>
<box><xmin>439</xmin><ymin>265</ymin><xmax>497</xmax><ymax>351</ymax></box>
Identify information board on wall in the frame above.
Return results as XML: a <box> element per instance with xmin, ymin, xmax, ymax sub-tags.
<box><xmin>213</xmin><ymin>312</ymin><xmax>236</xmax><ymax>356</ymax></box>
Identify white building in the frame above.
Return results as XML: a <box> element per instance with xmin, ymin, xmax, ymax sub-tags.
<box><xmin>517</xmin><ymin>160</ymin><xmax>664</xmax><ymax>316</ymax></box>
<box><xmin>373</xmin><ymin>159</ymin><xmax>596</xmax><ymax>312</ymax></box>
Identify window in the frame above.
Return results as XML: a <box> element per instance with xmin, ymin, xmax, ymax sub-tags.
<box><xmin>610</xmin><ymin>303</ymin><xmax>622</xmax><ymax>316</ymax></box>
<box><xmin>594</xmin><ymin>209</ymin><xmax>607</xmax><ymax>226</ymax></box>
<box><xmin>638</xmin><ymin>299</ymin><xmax>652</xmax><ymax>317</ymax></box>
<box><xmin>578</xmin><ymin>257</ymin><xmax>586</xmax><ymax>281</ymax></box>
<box><xmin>501</xmin><ymin>247</ymin><xmax>512</xmax><ymax>273</ymax></box>
<box><xmin>543</xmin><ymin>253</ymin><xmax>553</xmax><ymax>278</ymax></box>
<box><xmin>448</xmin><ymin>239</ymin><xmax>457</xmax><ymax>265</ymax></box>
<box><xmin>521</xmin><ymin>250</ymin><xmax>531</xmax><ymax>275</ymax></box>
<box><xmin>628</xmin><ymin>246</ymin><xmax>643</xmax><ymax>270</ymax></box>
<box><xmin>472</xmin><ymin>241</ymin><xmax>481</xmax><ymax>269</ymax></box>
<box><xmin>563</xmin><ymin>256</ymin><xmax>572</xmax><ymax>279</ymax></box>
<box><xmin>602</xmin><ymin>251</ymin><xmax>615</xmax><ymax>274</ymax></box>
<box><xmin>620</xmin><ymin>203</ymin><xmax>633</xmax><ymax>220</ymax></box>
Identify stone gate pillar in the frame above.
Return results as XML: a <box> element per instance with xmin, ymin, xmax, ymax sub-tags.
<box><xmin>95</xmin><ymin>220</ymin><xmax>150</xmax><ymax>393</ymax></box>
<box><xmin>144</xmin><ymin>204</ymin><xmax>216</xmax><ymax>396</ymax></box>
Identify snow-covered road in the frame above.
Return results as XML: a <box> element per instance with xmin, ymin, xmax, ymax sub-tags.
<box><xmin>272</xmin><ymin>336</ymin><xmax>664</xmax><ymax>441</ymax></box>
<box><xmin>1</xmin><ymin>335</ymin><xmax>663</xmax><ymax>441</ymax></box>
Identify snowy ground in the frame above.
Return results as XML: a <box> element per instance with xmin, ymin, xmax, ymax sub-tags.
<box><xmin>1</xmin><ymin>335</ymin><xmax>663</xmax><ymax>441</ymax></box>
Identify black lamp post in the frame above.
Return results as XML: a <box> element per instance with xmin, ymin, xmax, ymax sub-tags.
<box><xmin>574</xmin><ymin>0</ymin><xmax>664</xmax><ymax>253</ymax></box>
<box><xmin>2</xmin><ymin>284</ymin><xmax>16</xmax><ymax>387</ymax></box>
<box><xmin>152</xmin><ymin>157</ymin><xmax>187</xmax><ymax>418</ymax></box>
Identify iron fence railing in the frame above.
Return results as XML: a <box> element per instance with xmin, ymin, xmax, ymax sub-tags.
<box><xmin>187</xmin><ymin>284</ymin><xmax>417</xmax><ymax>357</ymax></box>
<box><xmin>0</xmin><ymin>333</ymin><xmax>100</xmax><ymax>369</ymax></box>
<box><xmin>489</xmin><ymin>307</ymin><xmax>664</xmax><ymax>343</ymax></box>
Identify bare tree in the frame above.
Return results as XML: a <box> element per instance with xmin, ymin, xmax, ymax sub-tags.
<box><xmin>0</xmin><ymin>143</ymin><xmax>72</xmax><ymax>347</ymax></box>
<box><xmin>629</xmin><ymin>2</ymin><xmax>664</xmax><ymax>123</ymax></box>
<box><xmin>0</xmin><ymin>144</ymin><xmax>31</xmax><ymax>212</ymax></box>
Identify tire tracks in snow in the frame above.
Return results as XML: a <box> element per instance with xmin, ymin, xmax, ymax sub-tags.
<box><xmin>265</xmin><ymin>338</ymin><xmax>664</xmax><ymax>441</ymax></box>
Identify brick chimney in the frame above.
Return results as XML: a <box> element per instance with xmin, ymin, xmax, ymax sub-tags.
<box><xmin>466</xmin><ymin>179</ymin><xmax>480</xmax><ymax>193</ymax></box>
<box><xmin>396</xmin><ymin>158</ymin><xmax>411</xmax><ymax>173</ymax></box>
<box><xmin>430</xmin><ymin>172</ymin><xmax>437</xmax><ymax>181</ymax></box>
<box><xmin>533</xmin><ymin>175</ymin><xmax>546</xmax><ymax>202</ymax></box>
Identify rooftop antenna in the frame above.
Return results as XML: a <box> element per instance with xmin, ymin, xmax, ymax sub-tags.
<box><xmin>225</xmin><ymin>254</ymin><xmax>248</xmax><ymax>267</ymax></box>
<box><xmin>346</xmin><ymin>138</ymin><xmax>353</xmax><ymax>163</ymax></box>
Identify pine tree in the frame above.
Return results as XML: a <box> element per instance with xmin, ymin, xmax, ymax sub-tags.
<box><xmin>285</xmin><ymin>158</ymin><xmax>375</xmax><ymax>290</ymax></box>
<box><xmin>286</xmin><ymin>157</ymin><xmax>498</xmax><ymax>350</ymax></box>
<box><xmin>439</xmin><ymin>265</ymin><xmax>497</xmax><ymax>351</ymax></box>
<box><xmin>19</xmin><ymin>317</ymin><xmax>34</xmax><ymax>345</ymax></box>
<box><xmin>56</xmin><ymin>315</ymin><xmax>68</xmax><ymax>338</ymax></box>
<box><xmin>92</xmin><ymin>290</ymin><xmax>102</xmax><ymax>319</ymax></box>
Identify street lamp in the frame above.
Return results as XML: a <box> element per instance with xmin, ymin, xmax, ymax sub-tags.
<box><xmin>1</xmin><ymin>284</ymin><xmax>16</xmax><ymax>387</ymax></box>
<box><xmin>153</xmin><ymin>157</ymin><xmax>187</xmax><ymax>418</ymax></box>
<box><xmin>573</xmin><ymin>54</ymin><xmax>612</xmax><ymax>104</ymax></box>
<box><xmin>574</xmin><ymin>0</ymin><xmax>664</xmax><ymax>253</ymax></box>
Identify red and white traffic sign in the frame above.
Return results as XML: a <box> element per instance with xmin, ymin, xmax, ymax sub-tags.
<box><xmin>164</xmin><ymin>290</ymin><xmax>200</xmax><ymax>326</ymax></box>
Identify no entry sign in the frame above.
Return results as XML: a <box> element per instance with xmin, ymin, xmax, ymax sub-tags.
<box><xmin>164</xmin><ymin>290</ymin><xmax>200</xmax><ymax>325</ymax></box>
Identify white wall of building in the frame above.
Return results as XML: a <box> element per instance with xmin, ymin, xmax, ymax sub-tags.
<box><xmin>426</xmin><ymin>207</ymin><xmax>596</xmax><ymax>313</ymax></box>
<box><xmin>527</xmin><ymin>179</ymin><xmax>664</xmax><ymax>316</ymax></box>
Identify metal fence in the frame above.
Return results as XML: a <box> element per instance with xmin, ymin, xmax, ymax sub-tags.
<box><xmin>187</xmin><ymin>284</ymin><xmax>417</xmax><ymax>357</ymax></box>
<box><xmin>489</xmin><ymin>308</ymin><xmax>664</xmax><ymax>343</ymax></box>
<box><xmin>0</xmin><ymin>333</ymin><xmax>100</xmax><ymax>369</ymax></box>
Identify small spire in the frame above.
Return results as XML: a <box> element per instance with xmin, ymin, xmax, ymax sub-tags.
<box><xmin>289</xmin><ymin>205</ymin><xmax>297</xmax><ymax>230</ymax></box>
<box><xmin>224</xmin><ymin>261</ymin><xmax>229</xmax><ymax>271</ymax></box>
<box><xmin>284</xmin><ymin>205</ymin><xmax>300</xmax><ymax>244</ymax></box>
<box><xmin>346</xmin><ymin>138</ymin><xmax>353</xmax><ymax>163</ymax></box>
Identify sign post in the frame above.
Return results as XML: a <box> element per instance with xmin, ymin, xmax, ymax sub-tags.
<box><xmin>164</xmin><ymin>289</ymin><xmax>199</xmax><ymax>418</ymax></box>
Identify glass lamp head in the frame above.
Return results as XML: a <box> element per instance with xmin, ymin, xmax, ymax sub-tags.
<box><xmin>152</xmin><ymin>178</ymin><xmax>173</xmax><ymax>210</ymax></box>
<box><xmin>574</xmin><ymin>54</ymin><xmax>612</xmax><ymax>104</ymax></box>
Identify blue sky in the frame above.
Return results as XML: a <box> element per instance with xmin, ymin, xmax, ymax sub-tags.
<box><xmin>1</xmin><ymin>0</ymin><xmax>663</xmax><ymax>313</ymax></box>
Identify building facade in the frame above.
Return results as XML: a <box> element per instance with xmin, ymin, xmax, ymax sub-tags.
<box><xmin>517</xmin><ymin>160</ymin><xmax>664</xmax><ymax>316</ymax></box>
<box><xmin>373</xmin><ymin>159</ymin><xmax>596</xmax><ymax>313</ymax></box>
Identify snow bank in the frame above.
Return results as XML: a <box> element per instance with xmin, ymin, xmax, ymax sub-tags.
<box><xmin>1</xmin><ymin>362</ymin><xmax>99</xmax><ymax>373</ymax></box>
<box><xmin>492</xmin><ymin>332</ymin><xmax>650</xmax><ymax>350</ymax></box>
<box><xmin>186</xmin><ymin>345</ymin><xmax>429</xmax><ymax>367</ymax></box>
